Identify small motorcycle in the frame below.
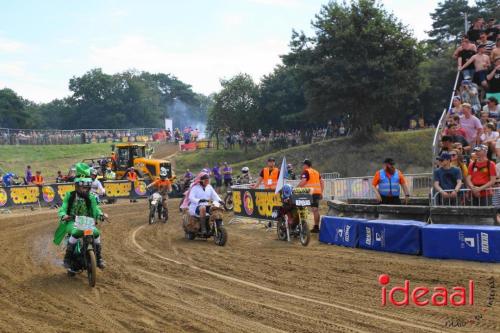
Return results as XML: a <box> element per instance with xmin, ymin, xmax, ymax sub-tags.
<box><xmin>182</xmin><ymin>201</ymin><xmax>228</xmax><ymax>246</ymax></box>
<box><xmin>273</xmin><ymin>189</ymin><xmax>311</xmax><ymax>246</ymax></box>
<box><xmin>66</xmin><ymin>216</ymin><xmax>100</xmax><ymax>287</ymax></box>
<box><xmin>148</xmin><ymin>192</ymin><xmax>168</xmax><ymax>224</ymax></box>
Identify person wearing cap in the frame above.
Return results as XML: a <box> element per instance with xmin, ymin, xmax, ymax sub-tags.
<box><xmin>477</xmin><ymin>31</ymin><xmax>495</xmax><ymax>56</ymax></box>
<box><xmin>371</xmin><ymin>158</ymin><xmax>410</xmax><ymax>205</ymax></box>
<box><xmin>466</xmin><ymin>145</ymin><xmax>497</xmax><ymax>206</ymax></box>
<box><xmin>253</xmin><ymin>157</ymin><xmax>280</xmax><ymax>189</ymax></box>
<box><xmin>122</xmin><ymin>167</ymin><xmax>138</xmax><ymax>181</ymax></box>
<box><xmin>433</xmin><ymin>153</ymin><xmax>463</xmax><ymax>205</ymax></box>
<box><xmin>486</xmin><ymin>56</ymin><xmax>500</xmax><ymax>101</ymax></box>
<box><xmin>459</xmin><ymin>103</ymin><xmax>483</xmax><ymax>145</ymax></box>
<box><xmin>298</xmin><ymin>159</ymin><xmax>324</xmax><ymax>233</ymax></box>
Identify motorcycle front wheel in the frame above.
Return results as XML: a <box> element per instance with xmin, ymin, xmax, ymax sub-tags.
<box><xmin>299</xmin><ymin>221</ymin><xmax>310</xmax><ymax>246</ymax></box>
<box><xmin>86</xmin><ymin>250</ymin><xmax>97</xmax><ymax>287</ymax></box>
<box><xmin>277</xmin><ymin>217</ymin><xmax>288</xmax><ymax>241</ymax></box>
<box><xmin>214</xmin><ymin>226</ymin><xmax>228</xmax><ymax>246</ymax></box>
<box><xmin>224</xmin><ymin>193</ymin><xmax>234</xmax><ymax>211</ymax></box>
<box><xmin>149</xmin><ymin>204</ymin><xmax>156</xmax><ymax>224</ymax></box>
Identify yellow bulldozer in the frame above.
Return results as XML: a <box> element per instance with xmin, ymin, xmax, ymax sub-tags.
<box><xmin>83</xmin><ymin>143</ymin><xmax>174</xmax><ymax>181</ymax></box>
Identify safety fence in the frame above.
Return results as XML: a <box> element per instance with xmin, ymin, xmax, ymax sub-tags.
<box><xmin>0</xmin><ymin>180</ymin><xmax>150</xmax><ymax>208</ymax></box>
<box><xmin>284</xmin><ymin>172</ymin><xmax>340</xmax><ymax>200</ymax></box>
<box><xmin>330</xmin><ymin>173</ymin><xmax>433</xmax><ymax>201</ymax></box>
<box><xmin>431</xmin><ymin>187</ymin><xmax>500</xmax><ymax>207</ymax></box>
<box><xmin>0</xmin><ymin>128</ymin><xmax>163</xmax><ymax>145</ymax></box>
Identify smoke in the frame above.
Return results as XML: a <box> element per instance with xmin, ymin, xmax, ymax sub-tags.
<box><xmin>167</xmin><ymin>98</ymin><xmax>207</xmax><ymax>138</ymax></box>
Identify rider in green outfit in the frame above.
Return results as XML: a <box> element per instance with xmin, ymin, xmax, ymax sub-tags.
<box><xmin>53</xmin><ymin>163</ymin><xmax>107</xmax><ymax>269</ymax></box>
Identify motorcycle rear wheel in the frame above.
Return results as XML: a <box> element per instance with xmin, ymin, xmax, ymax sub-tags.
<box><xmin>87</xmin><ymin>250</ymin><xmax>97</xmax><ymax>287</ymax></box>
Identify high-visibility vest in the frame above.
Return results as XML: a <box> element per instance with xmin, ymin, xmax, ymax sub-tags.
<box><xmin>152</xmin><ymin>179</ymin><xmax>171</xmax><ymax>192</ymax></box>
<box><xmin>305</xmin><ymin>168</ymin><xmax>322</xmax><ymax>195</ymax></box>
<box><xmin>33</xmin><ymin>175</ymin><xmax>44</xmax><ymax>185</ymax></box>
<box><xmin>263</xmin><ymin>167</ymin><xmax>279</xmax><ymax>189</ymax></box>
<box><xmin>378</xmin><ymin>169</ymin><xmax>400</xmax><ymax>197</ymax></box>
<box><xmin>127</xmin><ymin>171</ymin><xmax>138</xmax><ymax>181</ymax></box>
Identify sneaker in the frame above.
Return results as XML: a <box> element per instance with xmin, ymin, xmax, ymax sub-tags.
<box><xmin>310</xmin><ymin>225</ymin><xmax>320</xmax><ymax>233</ymax></box>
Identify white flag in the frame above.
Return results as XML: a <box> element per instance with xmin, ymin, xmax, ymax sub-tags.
<box><xmin>275</xmin><ymin>156</ymin><xmax>287</xmax><ymax>194</ymax></box>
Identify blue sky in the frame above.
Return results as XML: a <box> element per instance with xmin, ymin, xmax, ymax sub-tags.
<box><xmin>0</xmin><ymin>0</ymin><xmax>442</xmax><ymax>102</ymax></box>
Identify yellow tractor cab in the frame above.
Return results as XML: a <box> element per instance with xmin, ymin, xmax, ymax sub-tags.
<box><xmin>111</xmin><ymin>143</ymin><xmax>174</xmax><ymax>181</ymax></box>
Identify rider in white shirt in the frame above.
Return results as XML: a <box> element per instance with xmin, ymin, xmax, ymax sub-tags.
<box><xmin>188</xmin><ymin>173</ymin><xmax>222</xmax><ymax>235</ymax></box>
<box><xmin>90</xmin><ymin>168</ymin><xmax>106</xmax><ymax>198</ymax></box>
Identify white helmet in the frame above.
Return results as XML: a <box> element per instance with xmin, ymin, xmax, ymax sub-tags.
<box><xmin>241</xmin><ymin>167</ymin><xmax>249</xmax><ymax>173</ymax></box>
<box><xmin>160</xmin><ymin>167</ymin><xmax>168</xmax><ymax>179</ymax></box>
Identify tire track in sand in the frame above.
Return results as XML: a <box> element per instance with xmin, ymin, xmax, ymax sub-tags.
<box><xmin>131</xmin><ymin>225</ymin><xmax>444</xmax><ymax>333</ymax></box>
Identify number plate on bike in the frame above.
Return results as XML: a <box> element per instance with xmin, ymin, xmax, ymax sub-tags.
<box><xmin>294</xmin><ymin>199</ymin><xmax>311</xmax><ymax>206</ymax></box>
<box><xmin>74</xmin><ymin>216</ymin><xmax>96</xmax><ymax>231</ymax></box>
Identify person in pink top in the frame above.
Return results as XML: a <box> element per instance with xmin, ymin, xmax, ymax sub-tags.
<box><xmin>459</xmin><ymin>103</ymin><xmax>483</xmax><ymax>146</ymax></box>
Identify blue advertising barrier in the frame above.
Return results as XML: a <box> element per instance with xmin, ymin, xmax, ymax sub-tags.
<box><xmin>422</xmin><ymin>224</ymin><xmax>500</xmax><ymax>263</ymax></box>
<box><xmin>319</xmin><ymin>216</ymin><xmax>365</xmax><ymax>247</ymax></box>
<box><xmin>358</xmin><ymin>220</ymin><xmax>426</xmax><ymax>255</ymax></box>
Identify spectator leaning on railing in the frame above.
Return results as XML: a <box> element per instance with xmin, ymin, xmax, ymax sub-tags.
<box><xmin>466</xmin><ymin>145</ymin><xmax>497</xmax><ymax>206</ymax></box>
<box><xmin>433</xmin><ymin>152</ymin><xmax>463</xmax><ymax>205</ymax></box>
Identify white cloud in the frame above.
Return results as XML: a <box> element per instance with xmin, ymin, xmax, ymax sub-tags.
<box><xmin>87</xmin><ymin>35</ymin><xmax>288</xmax><ymax>94</ymax></box>
<box><xmin>0</xmin><ymin>36</ymin><xmax>26</xmax><ymax>53</ymax></box>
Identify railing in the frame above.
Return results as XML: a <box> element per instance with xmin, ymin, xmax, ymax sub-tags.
<box><xmin>0</xmin><ymin>128</ymin><xmax>163</xmax><ymax>145</ymax></box>
<box><xmin>331</xmin><ymin>173</ymin><xmax>432</xmax><ymax>201</ymax></box>
<box><xmin>431</xmin><ymin>188</ymin><xmax>500</xmax><ymax>207</ymax></box>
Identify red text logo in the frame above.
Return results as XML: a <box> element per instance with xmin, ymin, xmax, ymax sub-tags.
<box><xmin>379</xmin><ymin>274</ymin><xmax>474</xmax><ymax>307</ymax></box>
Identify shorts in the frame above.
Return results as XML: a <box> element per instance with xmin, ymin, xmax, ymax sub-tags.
<box><xmin>311</xmin><ymin>194</ymin><xmax>321</xmax><ymax>208</ymax></box>
<box><xmin>476</xmin><ymin>70</ymin><xmax>487</xmax><ymax>83</ymax></box>
<box><xmin>215</xmin><ymin>178</ymin><xmax>222</xmax><ymax>187</ymax></box>
<box><xmin>224</xmin><ymin>179</ymin><xmax>232</xmax><ymax>187</ymax></box>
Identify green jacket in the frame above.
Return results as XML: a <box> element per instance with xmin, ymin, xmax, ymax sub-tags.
<box><xmin>53</xmin><ymin>192</ymin><xmax>102</xmax><ymax>245</ymax></box>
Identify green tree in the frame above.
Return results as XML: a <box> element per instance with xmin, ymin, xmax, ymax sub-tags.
<box><xmin>259</xmin><ymin>65</ymin><xmax>308</xmax><ymax>130</ymax></box>
<box><xmin>208</xmin><ymin>74</ymin><xmax>260</xmax><ymax>147</ymax></box>
<box><xmin>0</xmin><ymin>88</ymin><xmax>31</xmax><ymax>128</ymax></box>
<box><xmin>283</xmin><ymin>0</ymin><xmax>423</xmax><ymax>135</ymax></box>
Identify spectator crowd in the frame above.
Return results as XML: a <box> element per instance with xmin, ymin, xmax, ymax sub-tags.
<box><xmin>0</xmin><ymin>128</ymin><xmax>163</xmax><ymax>145</ymax></box>
<box><xmin>434</xmin><ymin>16</ymin><xmax>500</xmax><ymax>206</ymax></box>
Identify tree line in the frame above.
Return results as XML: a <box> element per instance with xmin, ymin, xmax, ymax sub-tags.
<box><xmin>1</xmin><ymin>0</ymin><xmax>497</xmax><ymax>134</ymax></box>
<box><xmin>208</xmin><ymin>0</ymin><xmax>499</xmax><ymax>138</ymax></box>
<box><xmin>0</xmin><ymin>69</ymin><xmax>210</xmax><ymax>130</ymax></box>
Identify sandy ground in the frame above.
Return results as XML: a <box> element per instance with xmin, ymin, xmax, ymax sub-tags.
<box><xmin>0</xmin><ymin>199</ymin><xmax>499</xmax><ymax>333</ymax></box>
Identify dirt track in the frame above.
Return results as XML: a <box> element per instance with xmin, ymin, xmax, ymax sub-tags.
<box><xmin>0</xmin><ymin>200</ymin><xmax>499</xmax><ymax>333</ymax></box>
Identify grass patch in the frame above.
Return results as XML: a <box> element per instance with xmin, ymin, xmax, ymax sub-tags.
<box><xmin>175</xmin><ymin>129</ymin><xmax>434</xmax><ymax>177</ymax></box>
<box><xmin>0</xmin><ymin>144</ymin><xmax>111</xmax><ymax>180</ymax></box>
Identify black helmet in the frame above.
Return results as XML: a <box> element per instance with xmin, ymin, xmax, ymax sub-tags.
<box><xmin>303</xmin><ymin>159</ymin><xmax>312</xmax><ymax>167</ymax></box>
